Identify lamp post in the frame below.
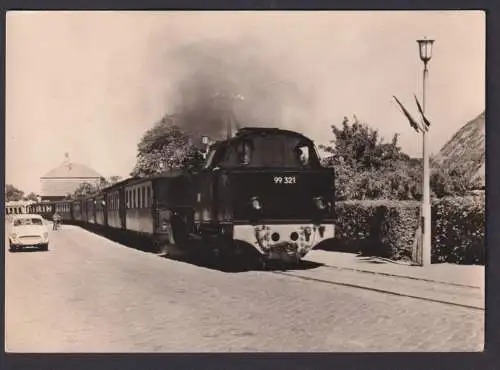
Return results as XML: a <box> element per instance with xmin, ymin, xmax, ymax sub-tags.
<box><xmin>417</xmin><ymin>37</ymin><xmax>434</xmax><ymax>266</ymax></box>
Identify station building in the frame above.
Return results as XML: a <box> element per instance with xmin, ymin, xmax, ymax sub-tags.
<box><xmin>40</xmin><ymin>154</ymin><xmax>102</xmax><ymax>201</ymax></box>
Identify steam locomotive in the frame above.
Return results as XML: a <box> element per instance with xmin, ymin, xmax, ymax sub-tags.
<box><xmin>27</xmin><ymin>127</ymin><xmax>335</xmax><ymax>265</ymax></box>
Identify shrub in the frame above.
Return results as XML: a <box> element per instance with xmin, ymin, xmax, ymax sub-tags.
<box><xmin>378</xmin><ymin>201</ymin><xmax>420</xmax><ymax>260</ymax></box>
<box><xmin>334</xmin><ymin>200</ymin><xmax>420</xmax><ymax>260</ymax></box>
<box><xmin>432</xmin><ymin>194</ymin><xmax>485</xmax><ymax>264</ymax></box>
<box><xmin>333</xmin><ymin>195</ymin><xmax>485</xmax><ymax>265</ymax></box>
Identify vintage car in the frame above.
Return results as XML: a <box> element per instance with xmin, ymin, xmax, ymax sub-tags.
<box><xmin>8</xmin><ymin>214</ymin><xmax>49</xmax><ymax>252</ymax></box>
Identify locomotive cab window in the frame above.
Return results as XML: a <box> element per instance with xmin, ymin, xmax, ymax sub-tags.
<box><xmin>237</xmin><ymin>141</ymin><xmax>253</xmax><ymax>165</ymax></box>
<box><xmin>295</xmin><ymin>145</ymin><xmax>310</xmax><ymax>167</ymax></box>
<box><xmin>216</xmin><ymin>132</ymin><xmax>320</xmax><ymax>169</ymax></box>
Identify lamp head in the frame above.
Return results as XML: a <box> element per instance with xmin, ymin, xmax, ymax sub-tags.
<box><xmin>417</xmin><ymin>37</ymin><xmax>435</xmax><ymax>63</ymax></box>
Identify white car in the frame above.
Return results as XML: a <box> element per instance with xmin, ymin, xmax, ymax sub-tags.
<box><xmin>8</xmin><ymin>214</ymin><xmax>49</xmax><ymax>252</ymax></box>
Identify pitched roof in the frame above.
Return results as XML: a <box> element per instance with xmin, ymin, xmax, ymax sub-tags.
<box><xmin>41</xmin><ymin>162</ymin><xmax>102</xmax><ymax>179</ymax></box>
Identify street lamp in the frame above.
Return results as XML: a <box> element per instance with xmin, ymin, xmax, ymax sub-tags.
<box><xmin>417</xmin><ymin>37</ymin><xmax>434</xmax><ymax>266</ymax></box>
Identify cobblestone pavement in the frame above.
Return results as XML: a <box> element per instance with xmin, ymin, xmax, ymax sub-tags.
<box><xmin>5</xmin><ymin>225</ymin><xmax>484</xmax><ymax>352</ymax></box>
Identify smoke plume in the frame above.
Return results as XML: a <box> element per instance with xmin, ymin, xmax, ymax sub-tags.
<box><xmin>163</xmin><ymin>38</ymin><xmax>315</xmax><ymax>143</ymax></box>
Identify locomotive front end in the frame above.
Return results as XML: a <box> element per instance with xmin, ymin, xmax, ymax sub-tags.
<box><xmin>206</xmin><ymin>128</ymin><xmax>335</xmax><ymax>264</ymax></box>
<box><xmin>229</xmin><ymin>169</ymin><xmax>335</xmax><ymax>262</ymax></box>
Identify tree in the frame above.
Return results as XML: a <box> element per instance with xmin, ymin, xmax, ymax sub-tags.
<box><xmin>5</xmin><ymin>184</ymin><xmax>24</xmax><ymax>202</ymax></box>
<box><xmin>23</xmin><ymin>192</ymin><xmax>39</xmax><ymax>202</ymax></box>
<box><xmin>109</xmin><ymin>176</ymin><xmax>122</xmax><ymax>185</ymax></box>
<box><xmin>73</xmin><ymin>182</ymin><xmax>99</xmax><ymax>198</ymax></box>
<box><xmin>430</xmin><ymin>165</ymin><xmax>482</xmax><ymax>198</ymax></box>
<box><xmin>320</xmin><ymin>116</ymin><xmax>418</xmax><ymax>201</ymax></box>
<box><xmin>131</xmin><ymin>118</ymin><xmax>204</xmax><ymax>177</ymax></box>
<box><xmin>321</xmin><ymin>115</ymin><xmax>409</xmax><ymax>171</ymax></box>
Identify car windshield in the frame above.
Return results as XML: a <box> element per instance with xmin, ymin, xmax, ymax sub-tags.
<box><xmin>13</xmin><ymin>218</ymin><xmax>43</xmax><ymax>227</ymax></box>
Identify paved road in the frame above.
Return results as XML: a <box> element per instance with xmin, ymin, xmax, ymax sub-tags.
<box><xmin>5</xmin><ymin>224</ymin><xmax>484</xmax><ymax>352</ymax></box>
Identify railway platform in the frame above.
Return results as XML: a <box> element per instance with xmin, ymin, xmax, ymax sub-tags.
<box><xmin>302</xmin><ymin>250</ymin><xmax>484</xmax><ymax>309</ymax></box>
<box><xmin>305</xmin><ymin>250</ymin><xmax>484</xmax><ymax>288</ymax></box>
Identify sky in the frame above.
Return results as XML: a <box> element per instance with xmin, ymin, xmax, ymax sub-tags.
<box><xmin>6</xmin><ymin>11</ymin><xmax>485</xmax><ymax>194</ymax></box>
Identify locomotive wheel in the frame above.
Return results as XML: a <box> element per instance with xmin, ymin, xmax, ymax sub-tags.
<box><xmin>151</xmin><ymin>238</ymin><xmax>168</xmax><ymax>255</ymax></box>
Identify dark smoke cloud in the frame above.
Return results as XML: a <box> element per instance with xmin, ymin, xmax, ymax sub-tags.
<box><xmin>163</xmin><ymin>38</ymin><xmax>315</xmax><ymax>143</ymax></box>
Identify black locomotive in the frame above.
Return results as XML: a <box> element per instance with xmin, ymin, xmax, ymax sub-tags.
<box><xmin>27</xmin><ymin>127</ymin><xmax>335</xmax><ymax>264</ymax></box>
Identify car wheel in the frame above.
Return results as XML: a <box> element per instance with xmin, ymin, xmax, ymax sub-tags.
<box><xmin>41</xmin><ymin>244</ymin><xmax>49</xmax><ymax>252</ymax></box>
<box><xmin>9</xmin><ymin>245</ymin><xmax>18</xmax><ymax>253</ymax></box>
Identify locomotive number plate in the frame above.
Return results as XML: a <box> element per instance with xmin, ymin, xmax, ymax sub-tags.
<box><xmin>274</xmin><ymin>176</ymin><xmax>296</xmax><ymax>184</ymax></box>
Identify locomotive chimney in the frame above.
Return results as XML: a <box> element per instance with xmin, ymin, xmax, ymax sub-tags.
<box><xmin>226</xmin><ymin>111</ymin><xmax>232</xmax><ymax>139</ymax></box>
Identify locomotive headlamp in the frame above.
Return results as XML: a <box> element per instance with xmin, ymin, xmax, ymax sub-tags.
<box><xmin>314</xmin><ymin>196</ymin><xmax>327</xmax><ymax>210</ymax></box>
<box><xmin>201</xmin><ymin>136</ymin><xmax>210</xmax><ymax>145</ymax></box>
<box><xmin>251</xmin><ymin>196</ymin><xmax>262</xmax><ymax>211</ymax></box>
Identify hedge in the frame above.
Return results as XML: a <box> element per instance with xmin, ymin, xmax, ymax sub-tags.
<box><xmin>432</xmin><ymin>195</ymin><xmax>485</xmax><ymax>264</ymax></box>
<box><xmin>331</xmin><ymin>194</ymin><xmax>485</xmax><ymax>265</ymax></box>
